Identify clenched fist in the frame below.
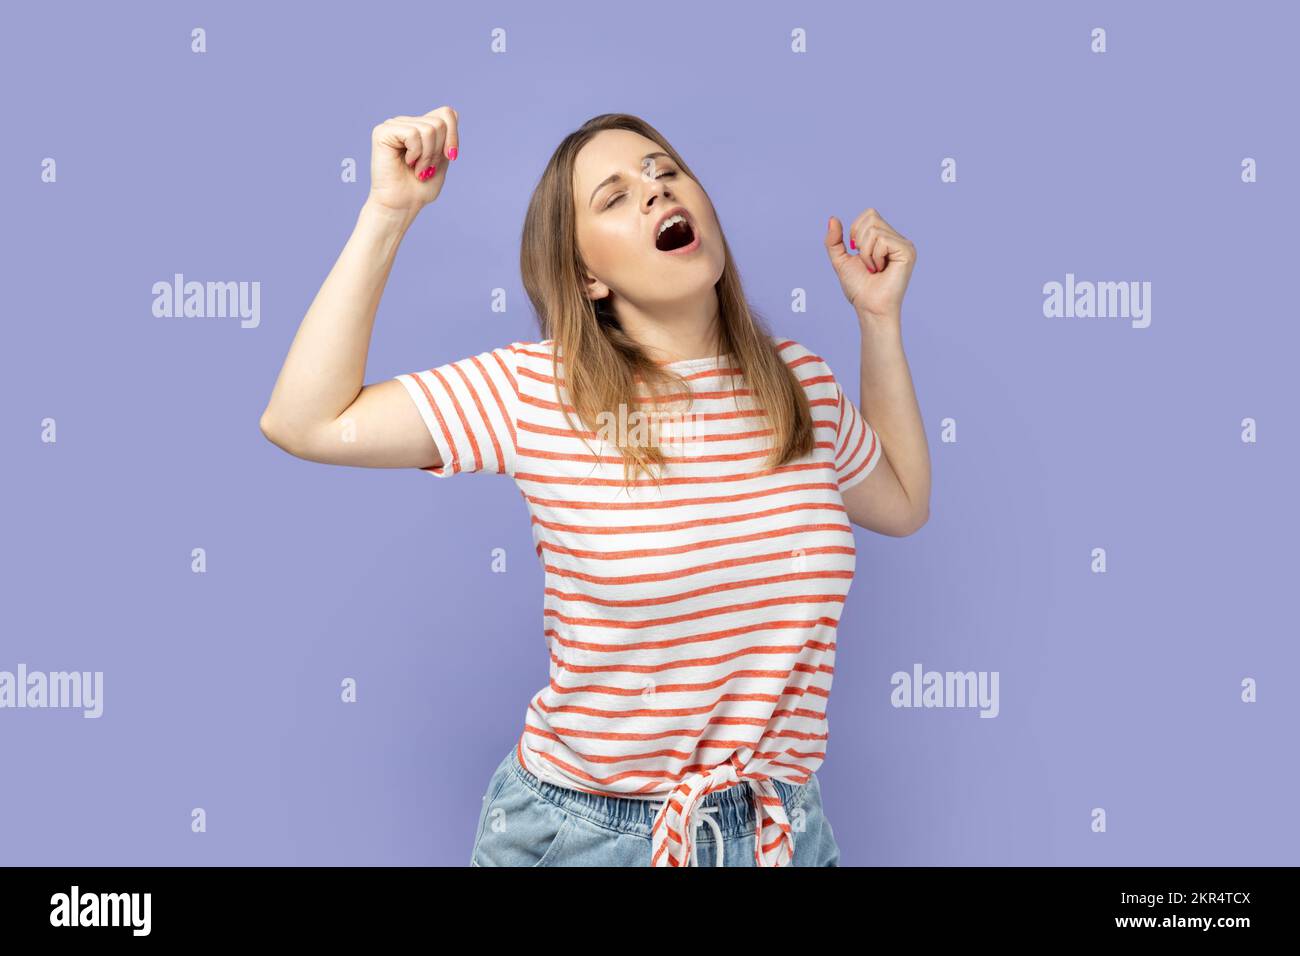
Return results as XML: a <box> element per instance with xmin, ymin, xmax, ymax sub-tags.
<box><xmin>367</xmin><ymin>106</ymin><xmax>461</xmax><ymax>216</ymax></box>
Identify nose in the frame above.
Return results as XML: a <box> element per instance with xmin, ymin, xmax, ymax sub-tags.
<box><xmin>643</xmin><ymin>179</ymin><xmax>672</xmax><ymax>210</ymax></box>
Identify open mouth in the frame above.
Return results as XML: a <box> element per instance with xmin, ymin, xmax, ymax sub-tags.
<box><xmin>655</xmin><ymin>213</ymin><xmax>697</xmax><ymax>252</ymax></box>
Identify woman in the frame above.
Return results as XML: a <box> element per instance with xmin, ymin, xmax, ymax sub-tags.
<box><xmin>259</xmin><ymin>106</ymin><xmax>931</xmax><ymax>867</ymax></box>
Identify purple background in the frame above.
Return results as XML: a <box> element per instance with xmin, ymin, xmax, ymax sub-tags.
<box><xmin>3</xmin><ymin>0</ymin><xmax>1296</xmax><ymax>865</ymax></box>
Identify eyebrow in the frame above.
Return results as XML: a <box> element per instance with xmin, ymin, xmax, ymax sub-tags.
<box><xmin>588</xmin><ymin>152</ymin><xmax>673</xmax><ymax>208</ymax></box>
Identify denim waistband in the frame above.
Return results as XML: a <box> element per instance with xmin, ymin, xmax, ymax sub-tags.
<box><xmin>507</xmin><ymin>744</ymin><xmax>812</xmax><ymax>841</ymax></box>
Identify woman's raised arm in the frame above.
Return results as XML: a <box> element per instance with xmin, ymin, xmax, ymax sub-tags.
<box><xmin>258</xmin><ymin>107</ymin><xmax>460</xmax><ymax>469</ymax></box>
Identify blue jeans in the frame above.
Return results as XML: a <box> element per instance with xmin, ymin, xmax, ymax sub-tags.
<box><xmin>469</xmin><ymin>745</ymin><xmax>840</xmax><ymax>867</ymax></box>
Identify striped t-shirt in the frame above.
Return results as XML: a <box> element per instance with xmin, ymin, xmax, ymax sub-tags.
<box><xmin>394</xmin><ymin>337</ymin><xmax>883</xmax><ymax>866</ymax></box>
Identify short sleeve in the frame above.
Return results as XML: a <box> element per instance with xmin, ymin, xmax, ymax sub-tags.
<box><xmin>394</xmin><ymin>344</ymin><xmax>520</xmax><ymax>478</ymax></box>
<box><xmin>832</xmin><ymin>379</ymin><xmax>884</xmax><ymax>494</ymax></box>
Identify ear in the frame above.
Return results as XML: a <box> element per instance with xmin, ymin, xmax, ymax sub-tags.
<box><xmin>584</xmin><ymin>274</ymin><xmax>610</xmax><ymax>301</ymax></box>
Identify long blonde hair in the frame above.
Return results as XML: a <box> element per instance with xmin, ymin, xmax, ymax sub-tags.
<box><xmin>519</xmin><ymin>113</ymin><xmax>815</xmax><ymax>486</ymax></box>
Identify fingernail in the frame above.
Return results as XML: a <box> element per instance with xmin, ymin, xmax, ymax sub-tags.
<box><xmin>866</xmin><ymin>262</ymin><xmax>876</xmax><ymax>273</ymax></box>
<box><xmin>447</xmin><ymin>146</ymin><xmax>458</xmax><ymax>161</ymax></box>
<box><xmin>849</xmin><ymin>238</ymin><xmax>856</xmax><ymax>250</ymax></box>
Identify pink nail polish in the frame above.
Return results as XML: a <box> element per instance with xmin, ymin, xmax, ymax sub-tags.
<box><xmin>849</xmin><ymin>238</ymin><xmax>856</xmax><ymax>250</ymax></box>
<box><xmin>447</xmin><ymin>146</ymin><xmax>458</xmax><ymax>161</ymax></box>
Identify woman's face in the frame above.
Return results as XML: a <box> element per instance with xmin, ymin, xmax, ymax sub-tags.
<box><xmin>572</xmin><ymin>129</ymin><xmax>725</xmax><ymax>313</ymax></box>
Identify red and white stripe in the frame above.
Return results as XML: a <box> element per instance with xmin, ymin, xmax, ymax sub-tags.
<box><xmin>396</xmin><ymin>337</ymin><xmax>882</xmax><ymax>866</ymax></box>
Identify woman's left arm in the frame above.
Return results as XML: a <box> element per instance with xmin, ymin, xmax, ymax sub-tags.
<box><xmin>825</xmin><ymin>209</ymin><xmax>931</xmax><ymax>536</ymax></box>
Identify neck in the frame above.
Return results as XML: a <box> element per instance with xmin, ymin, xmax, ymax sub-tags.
<box><xmin>611</xmin><ymin>291</ymin><xmax>723</xmax><ymax>363</ymax></box>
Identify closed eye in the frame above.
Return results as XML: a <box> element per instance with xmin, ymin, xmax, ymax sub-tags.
<box><xmin>603</xmin><ymin>171</ymin><xmax>677</xmax><ymax>210</ymax></box>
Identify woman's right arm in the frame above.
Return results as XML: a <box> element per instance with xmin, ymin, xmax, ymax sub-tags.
<box><xmin>258</xmin><ymin>107</ymin><xmax>460</xmax><ymax>469</ymax></box>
